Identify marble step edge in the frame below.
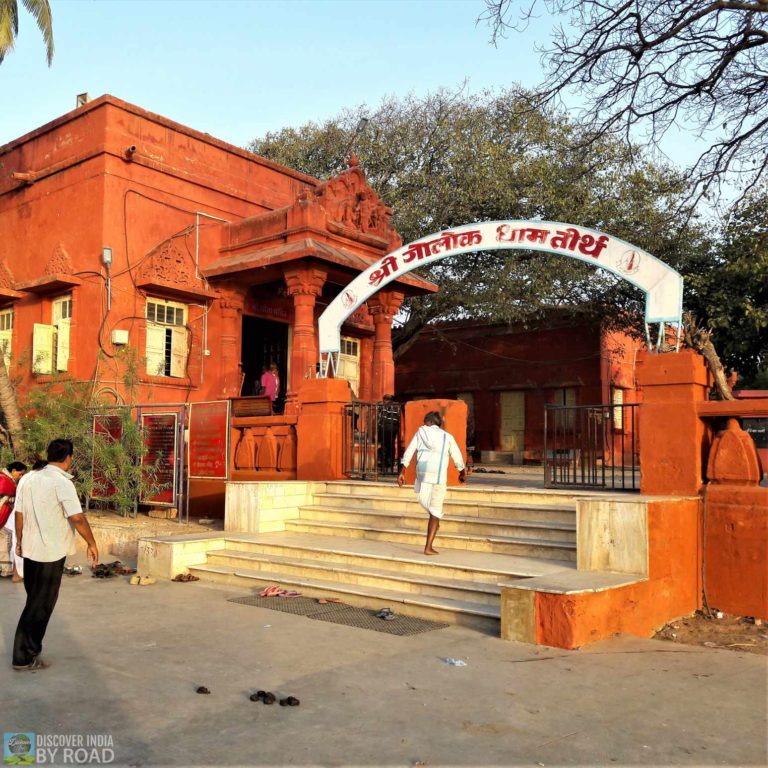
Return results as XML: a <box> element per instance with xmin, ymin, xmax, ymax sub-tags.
<box><xmin>206</xmin><ymin>548</ymin><xmax>508</xmax><ymax>595</ymax></box>
<box><xmin>221</xmin><ymin>534</ymin><xmax>574</xmax><ymax>578</ymax></box>
<box><xmin>313</xmin><ymin>492</ymin><xmax>577</xmax><ymax>513</ymax></box>
<box><xmin>191</xmin><ymin>563</ymin><xmax>500</xmax><ymax>620</ymax></box>
<box><xmin>298</xmin><ymin>505</ymin><xmax>576</xmax><ymax>531</ymax></box>
<box><xmin>284</xmin><ymin>520</ymin><xmax>577</xmax><ymax>550</ymax></box>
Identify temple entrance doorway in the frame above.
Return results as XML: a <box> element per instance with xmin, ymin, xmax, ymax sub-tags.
<box><xmin>241</xmin><ymin>316</ymin><xmax>289</xmax><ymax>410</ymax></box>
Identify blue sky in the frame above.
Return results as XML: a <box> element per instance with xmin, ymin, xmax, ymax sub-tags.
<box><xmin>0</xmin><ymin>0</ymin><xmax>555</xmax><ymax>148</ymax></box>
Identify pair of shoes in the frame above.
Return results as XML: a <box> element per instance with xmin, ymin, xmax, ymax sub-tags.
<box><xmin>64</xmin><ymin>565</ymin><xmax>82</xmax><ymax>576</ymax></box>
<box><xmin>13</xmin><ymin>657</ymin><xmax>49</xmax><ymax>671</ymax></box>
<box><xmin>250</xmin><ymin>690</ymin><xmax>277</xmax><ymax>705</ymax></box>
<box><xmin>91</xmin><ymin>563</ymin><xmax>115</xmax><ymax>578</ymax></box>
<box><xmin>279</xmin><ymin>696</ymin><xmax>300</xmax><ymax>707</ymax></box>
<box><xmin>129</xmin><ymin>575</ymin><xmax>156</xmax><ymax>586</ymax></box>
<box><xmin>375</xmin><ymin>608</ymin><xmax>397</xmax><ymax>621</ymax></box>
<box><xmin>172</xmin><ymin>573</ymin><xmax>200</xmax><ymax>582</ymax></box>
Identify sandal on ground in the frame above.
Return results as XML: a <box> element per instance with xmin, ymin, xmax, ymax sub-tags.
<box><xmin>280</xmin><ymin>696</ymin><xmax>300</xmax><ymax>707</ymax></box>
<box><xmin>375</xmin><ymin>608</ymin><xmax>397</xmax><ymax>621</ymax></box>
<box><xmin>139</xmin><ymin>576</ymin><xmax>156</xmax><ymax>586</ymax></box>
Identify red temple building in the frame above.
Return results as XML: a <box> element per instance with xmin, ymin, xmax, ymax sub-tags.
<box><xmin>395</xmin><ymin>317</ymin><xmax>644</xmax><ymax>462</ymax></box>
<box><xmin>0</xmin><ymin>95</ymin><xmax>435</xmax><ymax>410</ymax></box>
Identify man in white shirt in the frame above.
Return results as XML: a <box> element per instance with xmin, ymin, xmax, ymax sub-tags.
<box><xmin>12</xmin><ymin>439</ymin><xmax>98</xmax><ymax>671</ymax></box>
<box><xmin>398</xmin><ymin>411</ymin><xmax>466</xmax><ymax>555</ymax></box>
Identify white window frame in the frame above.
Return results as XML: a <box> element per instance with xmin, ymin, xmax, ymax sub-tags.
<box><xmin>0</xmin><ymin>307</ymin><xmax>13</xmax><ymax>370</ymax></box>
<box><xmin>337</xmin><ymin>335</ymin><xmax>361</xmax><ymax>396</ymax></box>
<box><xmin>33</xmin><ymin>294</ymin><xmax>72</xmax><ymax>374</ymax></box>
<box><xmin>145</xmin><ymin>297</ymin><xmax>188</xmax><ymax>378</ymax></box>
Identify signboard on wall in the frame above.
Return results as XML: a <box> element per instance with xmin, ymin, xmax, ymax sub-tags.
<box><xmin>140</xmin><ymin>413</ymin><xmax>178</xmax><ymax>506</ymax></box>
<box><xmin>188</xmin><ymin>400</ymin><xmax>230</xmax><ymax>479</ymax></box>
<box><xmin>91</xmin><ymin>414</ymin><xmax>124</xmax><ymax>501</ymax></box>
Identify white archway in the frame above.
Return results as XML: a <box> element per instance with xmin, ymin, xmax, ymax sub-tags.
<box><xmin>318</xmin><ymin>220</ymin><xmax>683</xmax><ymax>372</ymax></box>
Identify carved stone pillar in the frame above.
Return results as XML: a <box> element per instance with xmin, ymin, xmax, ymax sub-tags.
<box><xmin>366</xmin><ymin>290</ymin><xmax>404</xmax><ymax>402</ymax></box>
<box><xmin>284</xmin><ymin>265</ymin><xmax>327</xmax><ymax>394</ymax></box>
<box><xmin>218</xmin><ymin>287</ymin><xmax>246</xmax><ymax>397</ymax></box>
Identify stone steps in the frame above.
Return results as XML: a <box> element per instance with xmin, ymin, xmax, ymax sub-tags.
<box><xmin>222</xmin><ymin>531</ymin><xmax>571</xmax><ymax>582</ymax></box>
<box><xmin>189</xmin><ymin>562</ymin><xmax>503</xmax><ymax>630</ymax></box>
<box><xmin>283</xmin><ymin>519</ymin><xmax>576</xmax><ymax>561</ymax></box>
<box><xmin>312</xmin><ymin>492</ymin><xmax>576</xmax><ymax>523</ymax></box>
<box><xmin>324</xmin><ymin>480</ymin><xmax>590</xmax><ymax>508</ymax></box>
<box><xmin>204</xmin><ymin>548</ymin><xmax>505</xmax><ymax>606</ymax></box>
<box><xmin>185</xmin><ymin>480</ymin><xmax>584</xmax><ymax>630</ymax></box>
<box><xmin>297</xmin><ymin>505</ymin><xmax>576</xmax><ymax>542</ymax></box>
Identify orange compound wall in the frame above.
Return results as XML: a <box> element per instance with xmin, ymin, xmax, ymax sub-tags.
<box><xmin>704</xmin><ymin>485</ymin><xmax>768</xmax><ymax>620</ymax></box>
<box><xmin>535</xmin><ymin>498</ymin><xmax>702</xmax><ymax>649</ymax></box>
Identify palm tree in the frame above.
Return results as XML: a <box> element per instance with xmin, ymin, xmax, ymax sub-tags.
<box><xmin>0</xmin><ymin>0</ymin><xmax>54</xmax><ymax>65</ymax></box>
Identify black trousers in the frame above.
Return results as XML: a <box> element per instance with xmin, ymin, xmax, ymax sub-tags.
<box><xmin>12</xmin><ymin>556</ymin><xmax>65</xmax><ymax>666</ymax></box>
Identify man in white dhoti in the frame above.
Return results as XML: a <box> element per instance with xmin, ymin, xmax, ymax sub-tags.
<box><xmin>398</xmin><ymin>411</ymin><xmax>466</xmax><ymax>555</ymax></box>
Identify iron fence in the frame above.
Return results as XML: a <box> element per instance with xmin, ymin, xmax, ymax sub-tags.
<box><xmin>544</xmin><ymin>403</ymin><xmax>640</xmax><ymax>491</ymax></box>
<box><xmin>343</xmin><ymin>402</ymin><xmax>403</xmax><ymax>480</ymax></box>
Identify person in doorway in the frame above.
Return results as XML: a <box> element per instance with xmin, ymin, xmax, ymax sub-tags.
<box><xmin>260</xmin><ymin>363</ymin><xmax>278</xmax><ymax>404</ymax></box>
<box><xmin>12</xmin><ymin>440</ymin><xmax>98</xmax><ymax>671</ymax></box>
<box><xmin>0</xmin><ymin>461</ymin><xmax>27</xmax><ymax>578</ymax></box>
<box><xmin>269</xmin><ymin>362</ymin><xmax>283</xmax><ymax>414</ymax></box>
<box><xmin>398</xmin><ymin>412</ymin><xmax>467</xmax><ymax>555</ymax></box>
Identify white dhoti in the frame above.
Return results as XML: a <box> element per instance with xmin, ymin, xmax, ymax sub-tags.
<box><xmin>2</xmin><ymin>518</ymin><xmax>22</xmax><ymax>578</ymax></box>
<box><xmin>415</xmin><ymin>478</ymin><xmax>447</xmax><ymax>519</ymax></box>
<box><xmin>0</xmin><ymin>527</ymin><xmax>12</xmax><ymax>576</ymax></box>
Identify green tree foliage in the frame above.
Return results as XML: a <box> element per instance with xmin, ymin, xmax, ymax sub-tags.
<box><xmin>0</xmin><ymin>0</ymin><xmax>54</xmax><ymax>65</ymax></box>
<box><xmin>0</xmin><ymin>351</ymin><xmax>167</xmax><ymax>514</ymax></box>
<box><xmin>250</xmin><ymin>87</ymin><xmax>709</xmax><ymax>355</ymax></box>
<box><xmin>686</xmin><ymin>188</ymin><xmax>768</xmax><ymax>384</ymax></box>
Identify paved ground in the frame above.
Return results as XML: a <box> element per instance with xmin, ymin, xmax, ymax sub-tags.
<box><xmin>2</xmin><ymin>557</ymin><xmax>766</xmax><ymax>768</ymax></box>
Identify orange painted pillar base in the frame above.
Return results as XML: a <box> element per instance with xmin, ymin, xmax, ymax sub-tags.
<box><xmin>636</xmin><ymin>350</ymin><xmax>711</xmax><ymax>496</ymax></box>
<box><xmin>296</xmin><ymin>377</ymin><xmax>352</xmax><ymax>481</ymax></box>
<box><xmin>402</xmin><ymin>399</ymin><xmax>467</xmax><ymax>487</ymax></box>
<box><xmin>704</xmin><ymin>418</ymin><xmax>768</xmax><ymax>619</ymax></box>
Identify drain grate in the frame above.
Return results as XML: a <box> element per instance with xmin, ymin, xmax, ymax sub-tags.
<box><xmin>228</xmin><ymin>595</ymin><xmax>449</xmax><ymax>636</ymax></box>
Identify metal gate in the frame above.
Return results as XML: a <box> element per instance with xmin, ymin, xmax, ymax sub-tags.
<box><xmin>343</xmin><ymin>402</ymin><xmax>403</xmax><ymax>480</ymax></box>
<box><xmin>544</xmin><ymin>403</ymin><xmax>639</xmax><ymax>491</ymax></box>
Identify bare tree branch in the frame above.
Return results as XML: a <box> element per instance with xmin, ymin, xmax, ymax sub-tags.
<box><xmin>480</xmin><ymin>0</ymin><xmax>768</xmax><ymax>205</ymax></box>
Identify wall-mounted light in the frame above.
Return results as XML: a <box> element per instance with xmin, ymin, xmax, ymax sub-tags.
<box><xmin>102</xmin><ymin>247</ymin><xmax>113</xmax><ymax>310</ymax></box>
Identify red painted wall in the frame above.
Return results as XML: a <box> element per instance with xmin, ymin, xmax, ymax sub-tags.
<box><xmin>395</xmin><ymin>320</ymin><xmax>642</xmax><ymax>456</ymax></box>
<box><xmin>0</xmin><ymin>96</ymin><xmax>316</xmax><ymax>406</ymax></box>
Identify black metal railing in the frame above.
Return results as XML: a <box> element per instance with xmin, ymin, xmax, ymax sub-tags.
<box><xmin>343</xmin><ymin>402</ymin><xmax>403</xmax><ymax>480</ymax></box>
<box><xmin>544</xmin><ymin>403</ymin><xmax>640</xmax><ymax>491</ymax></box>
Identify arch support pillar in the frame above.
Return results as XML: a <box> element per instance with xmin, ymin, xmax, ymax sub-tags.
<box><xmin>366</xmin><ymin>290</ymin><xmax>404</xmax><ymax>402</ymax></box>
